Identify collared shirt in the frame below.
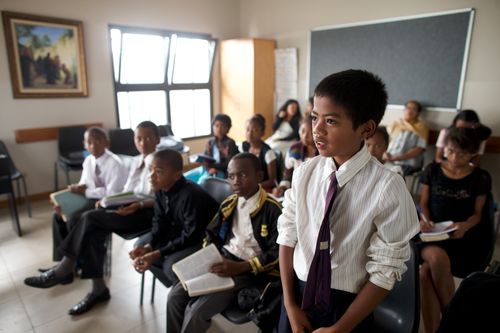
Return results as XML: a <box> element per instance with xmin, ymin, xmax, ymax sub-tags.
<box><xmin>123</xmin><ymin>153</ymin><xmax>154</xmax><ymax>195</ymax></box>
<box><xmin>78</xmin><ymin>149</ymin><xmax>128</xmax><ymax>199</ymax></box>
<box><xmin>224</xmin><ymin>188</ymin><xmax>263</xmax><ymax>260</ymax></box>
<box><xmin>277</xmin><ymin>144</ymin><xmax>420</xmax><ymax>293</ymax></box>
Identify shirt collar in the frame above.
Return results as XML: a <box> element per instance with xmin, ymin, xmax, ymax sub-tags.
<box><xmin>238</xmin><ymin>185</ymin><xmax>261</xmax><ymax>211</ymax></box>
<box><xmin>321</xmin><ymin>144</ymin><xmax>371</xmax><ymax>188</ymax></box>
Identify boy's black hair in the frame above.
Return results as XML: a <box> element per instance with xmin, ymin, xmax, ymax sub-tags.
<box><xmin>308</xmin><ymin>96</ymin><xmax>314</xmax><ymax>105</ymax></box>
<box><xmin>153</xmin><ymin>149</ymin><xmax>183</xmax><ymax>171</ymax></box>
<box><xmin>231</xmin><ymin>152</ymin><xmax>261</xmax><ymax>174</ymax></box>
<box><xmin>136</xmin><ymin>121</ymin><xmax>160</xmax><ymax>138</ymax></box>
<box><xmin>370</xmin><ymin>126</ymin><xmax>389</xmax><ymax>146</ymax></box>
<box><xmin>249</xmin><ymin>114</ymin><xmax>266</xmax><ymax>132</ymax></box>
<box><xmin>85</xmin><ymin>127</ymin><xmax>108</xmax><ymax>141</ymax></box>
<box><xmin>452</xmin><ymin>109</ymin><xmax>480</xmax><ymax>126</ymax></box>
<box><xmin>314</xmin><ymin>69</ymin><xmax>388</xmax><ymax>129</ymax></box>
<box><xmin>405</xmin><ymin>100</ymin><xmax>423</xmax><ymax>113</ymax></box>
<box><xmin>212</xmin><ymin>113</ymin><xmax>232</xmax><ymax>130</ymax></box>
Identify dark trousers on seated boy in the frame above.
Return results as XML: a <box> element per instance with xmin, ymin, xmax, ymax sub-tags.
<box><xmin>57</xmin><ymin>208</ymin><xmax>153</xmax><ymax>278</ymax></box>
<box><xmin>52</xmin><ymin>199</ymin><xmax>97</xmax><ymax>261</ymax></box>
<box><xmin>278</xmin><ymin>276</ymin><xmax>374</xmax><ymax>333</ymax></box>
<box><xmin>166</xmin><ymin>249</ymin><xmax>268</xmax><ymax>333</ymax></box>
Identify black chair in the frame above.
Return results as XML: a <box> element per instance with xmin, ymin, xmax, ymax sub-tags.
<box><xmin>109</xmin><ymin>128</ymin><xmax>139</xmax><ymax>156</ymax></box>
<box><xmin>0</xmin><ymin>140</ymin><xmax>31</xmax><ymax>217</ymax></box>
<box><xmin>273</xmin><ymin>148</ymin><xmax>284</xmax><ymax>183</ymax></box>
<box><xmin>54</xmin><ymin>126</ymin><xmax>87</xmax><ymax>190</ymax></box>
<box><xmin>199</xmin><ymin>177</ymin><xmax>233</xmax><ymax>204</ymax></box>
<box><xmin>0</xmin><ymin>156</ymin><xmax>21</xmax><ymax>236</ymax></box>
<box><xmin>373</xmin><ymin>241</ymin><xmax>420</xmax><ymax>333</ymax></box>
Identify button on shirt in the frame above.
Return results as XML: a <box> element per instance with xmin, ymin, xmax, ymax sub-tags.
<box><xmin>277</xmin><ymin>144</ymin><xmax>420</xmax><ymax>293</ymax></box>
<box><xmin>123</xmin><ymin>153</ymin><xmax>154</xmax><ymax>196</ymax></box>
<box><xmin>78</xmin><ymin>149</ymin><xmax>128</xmax><ymax>199</ymax></box>
<box><xmin>224</xmin><ymin>189</ymin><xmax>263</xmax><ymax>261</ymax></box>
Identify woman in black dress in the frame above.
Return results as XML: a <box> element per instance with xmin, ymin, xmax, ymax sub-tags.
<box><xmin>418</xmin><ymin>127</ymin><xmax>492</xmax><ymax>333</ymax></box>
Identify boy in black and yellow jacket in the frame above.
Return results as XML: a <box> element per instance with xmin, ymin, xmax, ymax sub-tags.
<box><xmin>167</xmin><ymin>153</ymin><xmax>282</xmax><ymax>333</ymax></box>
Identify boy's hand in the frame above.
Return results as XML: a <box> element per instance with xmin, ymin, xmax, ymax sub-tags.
<box><xmin>116</xmin><ymin>202</ymin><xmax>140</xmax><ymax>216</ymax></box>
<box><xmin>53</xmin><ymin>204</ymin><xmax>62</xmax><ymax>215</ymax></box>
<box><xmin>272</xmin><ymin>186</ymin><xmax>286</xmax><ymax>198</ymax></box>
<box><xmin>133</xmin><ymin>250</ymin><xmax>160</xmax><ymax>273</ymax></box>
<box><xmin>209</xmin><ymin>258</ymin><xmax>250</xmax><ymax>277</ymax></box>
<box><xmin>95</xmin><ymin>200</ymin><xmax>101</xmax><ymax>209</ymax></box>
<box><xmin>129</xmin><ymin>245</ymin><xmax>151</xmax><ymax>260</ymax></box>
<box><xmin>286</xmin><ymin>304</ymin><xmax>313</xmax><ymax>333</ymax></box>
<box><xmin>68</xmin><ymin>184</ymin><xmax>86</xmax><ymax>194</ymax></box>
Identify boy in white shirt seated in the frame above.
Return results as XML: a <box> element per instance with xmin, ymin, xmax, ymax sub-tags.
<box><xmin>167</xmin><ymin>153</ymin><xmax>282</xmax><ymax>333</ymax></box>
<box><xmin>50</xmin><ymin>127</ymin><xmax>128</xmax><ymax>267</ymax></box>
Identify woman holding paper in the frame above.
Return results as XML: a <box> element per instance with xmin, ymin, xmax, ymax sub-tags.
<box><xmin>418</xmin><ymin>127</ymin><xmax>492</xmax><ymax>333</ymax></box>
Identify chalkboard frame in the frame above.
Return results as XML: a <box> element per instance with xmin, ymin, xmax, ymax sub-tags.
<box><xmin>308</xmin><ymin>8</ymin><xmax>475</xmax><ymax>112</ymax></box>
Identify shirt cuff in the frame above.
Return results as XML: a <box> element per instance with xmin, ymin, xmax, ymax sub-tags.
<box><xmin>368</xmin><ymin>271</ymin><xmax>400</xmax><ymax>291</ymax></box>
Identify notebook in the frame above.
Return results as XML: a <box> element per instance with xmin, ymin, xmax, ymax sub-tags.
<box><xmin>49</xmin><ymin>189</ymin><xmax>93</xmax><ymax>222</ymax></box>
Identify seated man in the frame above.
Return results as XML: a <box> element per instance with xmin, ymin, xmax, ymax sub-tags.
<box><xmin>167</xmin><ymin>152</ymin><xmax>282</xmax><ymax>333</ymax></box>
<box><xmin>51</xmin><ymin>127</ymin><xmax>128</xmax><ymax>265</ymax></box>
<box><xmin>129</xmin><ymin>149</ymin><xmax>220</xmax><ymax>285</ymax></box>
<box><xmin>24</xmin><ymin>121</ymin><xmax>160</xmax><ymax>315</ymax></box>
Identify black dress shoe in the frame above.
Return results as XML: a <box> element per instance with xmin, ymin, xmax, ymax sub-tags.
<box><xmin>68</xmin><ymin>289</ymin><xmax>111</xmax><ymax>315</ymax></box>
<box><xmin>24</xmin><ymin>270</ymin><xmax>74</xmax><ymax>288</ymax></box>
<box><xmin>38</xmin><ymin>266</ymin><xmax>55</xmax><ymax>273</ymax></box>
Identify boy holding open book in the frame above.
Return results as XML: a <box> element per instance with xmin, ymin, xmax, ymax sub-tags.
<box><xmin>167</xmin><ymin>153</ymin><xmax>282</xmax><ymax>333</ymax></box>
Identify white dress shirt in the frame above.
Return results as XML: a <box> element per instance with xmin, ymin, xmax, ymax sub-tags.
<box><xmin>277</xmin><ymin>144</ymin><xmax>420</xmax><ymax>293</ymax></box>
<box><xmin>123</xmin><ymin>153</ymin><xmax>154</xmax><ymax>195</ymax></box>
<box><xmin>78</xmin><ymin>149</ymin><xmax>128</xmax><ymax>199</ymax></box>
<box><xmin>224</xmin><ymin>189</ymin><xmax>262</xmax><ymax>260</ymax></box>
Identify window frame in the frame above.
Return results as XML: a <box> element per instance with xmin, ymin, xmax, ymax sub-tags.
<box><xmin>108</xmin><ymin>24</ymin><xmax>217</xmax><ymax>140</ymax></box>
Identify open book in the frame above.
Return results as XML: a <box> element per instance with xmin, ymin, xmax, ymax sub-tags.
<box><xmin>419</xmin><ymin>221</ymin><xmax>457</xmax><ymax>242</ymax></box>
<box><xmin>49</xmin><ymin>189</ymin><xmax>93</xmax><ymax>222</ymax></box>
<box><xmin>100</xmin><ymin>191</ymin><xmax>153</xmax><ymax>208</ymax></box>
<box><xmin>172</xmin><ymin>243</ymin><xmax>235</xmax><ymax>297</ymax></box>
<box><xmin>189</xmin><ymin>153</ymin><xmax>216</xmax><ymax>164</ymax></box>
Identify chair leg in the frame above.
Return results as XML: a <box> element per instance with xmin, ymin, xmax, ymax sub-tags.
<box><xmin>140</xmin><ymin>272</ymin><xmax>145</xmax><ymax>306</ymax></box>
<box><xmin>8</xmin><ymin>193</ymin><xmax>21</xmax><ymax>237</ymax></box>
<box><xmin>15</xmin><ymin>178</ymin><xmax>21</xmax><ymax>202</ymax></box>
<box><xmin>151</xmin><ymin>275</ymin><xmax>156</xmax><ymax>304</ymax></box>
<box><xmin>54</xmin><ymin>162</ymin><xmax>59</xmax><ymax>191</ymax></box>
<box><xmin>21</xmin><ymin>176</ymin><xmax>32</xmax><ymax>217</ymax></box>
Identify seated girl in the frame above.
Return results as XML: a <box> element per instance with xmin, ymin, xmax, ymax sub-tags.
<box><xmin>435</xmin><ymin>109</ymin><xmax>491</xmax><ymax>165</ymax></box>
<box><xmin>384</xmin><ymin>100</ymin><xmax>429</xmax><ymax>175</ymax></box>
<box><xmin>418</xmin><ymin>127</ymin><xmax>492</xmax><ymax>333</ymax></box>
<box><xmin>265</xmin><ymin>99</ymin><xmax>302</xmax><ymax>155</ymax></box>
<box><xmin>272</xmin><ymin>114</ymin><xmax>318</xmax><ymax>198</ymax></box>
<box><xmin>185</xmin><ymin>114</ymin><xmax>239</xmax><ymax>184</ymax></box>
<box><xmin>242</xmin><ymin>114</ymin><xmax>277</xmax><ymax>191</ymax></box>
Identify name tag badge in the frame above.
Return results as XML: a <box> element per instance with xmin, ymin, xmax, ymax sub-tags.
<box><xmin>320</xmin><ymin>241</ymin><xmax>329</xmax><ymax>250</ymax></box>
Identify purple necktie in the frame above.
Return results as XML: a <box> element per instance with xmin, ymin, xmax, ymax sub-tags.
<box><xmin>94</xmin><ymin>164</ymin><xmax>104</xmax><ymax>188</ymax></box>
<box><xmin>301</xmin><ymin>172</ymin><xmax>338</xmax><ymax>312</ymax></box>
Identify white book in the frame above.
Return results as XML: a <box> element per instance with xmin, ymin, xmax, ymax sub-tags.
<box><xmin>100</xmin><ymin>191</ymin><xmax>152</xmax><ymax>208</ymax></box>
<box><xmin>419</xmin><ymin>221</ymin><xmax>457</xmax><ymax>242</ymax></box>
<box><xmin>172</xmin><ymin>244</ymin><xmax>235</xmax><ymax>297</ymax></box>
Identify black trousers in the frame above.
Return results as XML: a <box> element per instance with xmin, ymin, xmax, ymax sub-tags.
<box><xmin>278</xmin><ymin>277</ymin><xmax>374</xmax><ymax>333</ymax></box>
<box><xmin>52</xmin><ymin>199</ymin><xmax>97</xmax><ymax>261</ymax></box>
<box><xmin>58</xmin><ymin>208</ymin><xmax>154</xmax><ymax>279</ymax></box>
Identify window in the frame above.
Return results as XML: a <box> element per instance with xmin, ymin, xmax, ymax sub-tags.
<box><xmin>109</xmin><ymin>25</ymin><xmax>216</xmax><ymax>139</ymax></box>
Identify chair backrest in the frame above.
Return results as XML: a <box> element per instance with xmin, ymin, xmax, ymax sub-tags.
<box><xmin>0</xmin><ymin>156</ymin><xmax>13</xmax><ymax>194</ymax></box>
<box><xmin>0</xmin><ymin>140</ymin><xmax>19</xmax><ymax>176</ymax></box>
<box><xmin>273</xmin><ymin>148</ymin><xmax>284</xmax><ymax>183</ymax></box>
<box><xmin>199</xmin><ymin>177</ymin><xmax>233</xmax><ymax>204</ymax></box>
<box><xmin>57</xmin><ymin>125</ymin><xmax>87</xmax><ymax>159</ymax></box>
<box><xmin>109</xmin><ymin>128</ymin><xmax>139</xmax><ymax>156</ymax></box>
<box><xmin>373</xmin><ymin>241</ymin><xmax>420</xmax><ymax>333</ymax></box>
<box><xmin>158</xmin><ymin>124</ymin><xmax>174</xmax><ymax>137</ymax></box>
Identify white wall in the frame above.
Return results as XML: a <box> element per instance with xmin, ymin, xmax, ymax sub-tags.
<box><xmin>0</xmin><ymin>0</ymin><xmax>240</xmax><ymax>195</ymax></box>
<box><xmin>240</xmin><ymin>0</ymin><xmax>500</xmax><ymax>200</ymax></box>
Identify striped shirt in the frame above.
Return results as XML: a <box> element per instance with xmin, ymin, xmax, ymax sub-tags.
<box><xmin>277</xmin><ymin>144</ymin><xmax>419</xmax><ymax>293</ymax></box>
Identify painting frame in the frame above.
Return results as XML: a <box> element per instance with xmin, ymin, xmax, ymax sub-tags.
<box><xmin>2</xmin><ymin>11</ymin><xmax>88</xmax><ymax>98</ymax></box>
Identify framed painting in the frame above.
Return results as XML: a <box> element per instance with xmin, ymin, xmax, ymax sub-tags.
<box><xmin>2</xmin><ymin>11</ymin><xmax>88</xmax><ymax>98</ymax></box>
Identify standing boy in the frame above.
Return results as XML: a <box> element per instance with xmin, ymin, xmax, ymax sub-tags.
<box><xmin>277</xmin><ymin>70</ymin><xmax>419</xmax><ymax>332</ymax></box>
<box><xmin>51</xmin><ymin>127</ymin><xmax>128</xmax><ymax>264</ymax></box>
<box><xmin>129</xmin><ymin>149</ymin><xmax>219</xmax><ymax>286</ymax></box>
<box><xmin>24</xmin><ymin>121</ymin><xmax>160</xmax><ymax>315</ymax></box>
<box><xmin>167</xmin><ymin>153</ymin><xmax>282</xmax><ymax>333</ymax></box>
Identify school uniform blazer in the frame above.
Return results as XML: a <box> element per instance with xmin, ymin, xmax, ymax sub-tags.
<box><xmin>204</xmin><ymin>188</ymin><xmax>282</xmax><ymax>276</ymax></box>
